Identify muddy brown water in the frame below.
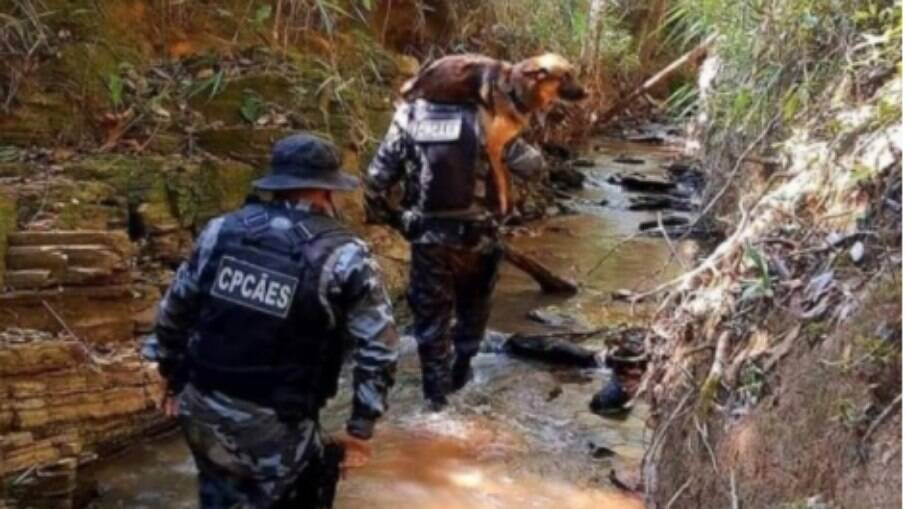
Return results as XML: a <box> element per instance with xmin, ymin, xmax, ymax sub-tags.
<box><xmin>82</xmin><ymin>138</ymin><xmax>694</xmax><ymax>509</ymax></box>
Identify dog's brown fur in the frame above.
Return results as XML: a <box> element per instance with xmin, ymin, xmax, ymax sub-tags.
<box><xmin>401</xmin><ymin>53</ymin><xmax>587</xmax><ymax>214</ymax></box>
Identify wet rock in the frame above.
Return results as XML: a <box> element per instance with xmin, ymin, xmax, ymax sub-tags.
<box><xmin>607</xmin><ymin>173</ymin><xmax>677</xmax><ymax>194</ymax></box>
<box><xmin>504</xmin><ymin>334</ymin><xmax>599</xmax><ymax>368</ymax></box>
<box><xmin>638</xmin><ymin>215</ymin><xmax>690</xmax><ymax>233</ymax></box>
<box><xmin>541</xmin><ymin>142</ymin><xmax>574</xmax><ymax>160</ymax></box>
<box><xmin>588</xmin><ymin>442</ymin><xmax>616</xmax><ymax>459</ymax></box>
<box><xmin>620</xmin><ymin>122</ymin><xmax>683</xmax><ymax>144</ymax></box>
<box><xmin>549</xmin><ymin>165</ymin><xmax>585</xmax><ymax>190</ymax></box>
<box><xmin>664</xmin><ymin>160</ymin><xmax>706</xmax><ymax>194</ymax></box>
<box><xmin>627</xmin><ymin>195</ymin><xmax>693</xmax><ymax>212</ymax></box>
<box><xmin>614</xmin><ymin>156</ymin><xmax>645</xmax><ymax>165</ymax></box>
<box><xmin>527</xmin><ymin>306</ymin><xmax>590</xmax><ymax>330</ymax></box>
<box><xmin>479</xmin><ymin>329</ymin><xmax>511</xmax><ymax>354</ymax></box>
<box><xmin>572</xmin><ymin>158</ymin><xmax>595</xmax><ymax>168</ymax></box>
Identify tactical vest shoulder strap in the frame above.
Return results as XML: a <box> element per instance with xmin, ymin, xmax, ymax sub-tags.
<box><xmin>237</xmin><ymin>204</ymin><xmax>270</xmax><ymax>236</ymax></box>
<box><xmin>294</xmin><ymin>214</ymin><xmax>346</xmax><ymax>242</ymax></box>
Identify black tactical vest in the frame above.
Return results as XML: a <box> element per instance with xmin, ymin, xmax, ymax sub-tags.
<box><xmin>188</xmin><ymin>203</ymin><xmax>354</xmax><ymax>419</ymax></box>
<box><xmin>407</xmin><ymin>101</ymin><xmax>484</xmax><ymax>215</ymax></box>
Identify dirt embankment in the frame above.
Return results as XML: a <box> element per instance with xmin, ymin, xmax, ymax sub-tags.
<box><xmin>640</xmin><ymin>74</ymin><xmax>902</xmax><ymax>508</ymax></box>
<box><xmin>0</xmin><ymin>2</ymin><xmax>416</xmax><ymax>504</ymax></box>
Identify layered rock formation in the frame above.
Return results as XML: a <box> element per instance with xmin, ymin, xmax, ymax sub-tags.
<box><xmin>0</xmin><ymin>2</ymin><xmax>414</xmax><ymax>505</ymax></box>
<box><xmin>0</xmin><ymin>232</ymin><xmax>165</xmax><ymax>508</ymax></box>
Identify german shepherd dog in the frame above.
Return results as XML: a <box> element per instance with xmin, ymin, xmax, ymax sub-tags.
<box><xmin>400</xmin><ymin>53</ymin><xmax>587</xmax><ymax>214</ymax></box>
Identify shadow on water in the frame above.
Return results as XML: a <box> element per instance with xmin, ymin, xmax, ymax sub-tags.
<box><xmin>82</xmin><ymin>138</ymin><xmax>690</xmax><ymax>508</ymax></box>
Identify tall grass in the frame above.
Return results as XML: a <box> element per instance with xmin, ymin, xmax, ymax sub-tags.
<box><xmin>662</xmin><ymin>0</ymin><xmax>901</xmax><ymax>143</ymax></box>
<box><xmin>450</xmin><ymin>0</ymin><xmax>638</xmax><ymax>74</ymax></box>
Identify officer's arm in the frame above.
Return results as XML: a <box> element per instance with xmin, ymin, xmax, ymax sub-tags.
<box><xmin>364</xmin><ymin>108</ymin><xmax>412</xmax><ymax>228</ymax></box>
<box><xmin>328</xmin><ymin>241</ymin><xmax>399</xmax><ymax>440</ymax></box>
<box><xmin>152</xmin><ymin>218</ymin><xmax>222</xmax><ymax>395</ymax></box>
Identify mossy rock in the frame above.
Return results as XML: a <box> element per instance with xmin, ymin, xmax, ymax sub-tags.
<box><xmin>195</xmin><ymin>128</ymin><xmax>291</xmax><ymax>168</ymax></box>
<box><xmin>0</xmin><ymin>91</ymin><xmax>87</xmax><ymax>146</ymax></box>
<box><xmin>7</xmin><ymin>1</ymin><xmax>151</xmax><ymax>145</ymax></box>
<box><xmin>62</xmin><ymin>155</ymin><xmax>258</xmax><ymax>232</ymax></box>
<box><xmin>14</xmin><ymin>177</ymin><xmax>127</xmax><ymax>230</ymax></box>
<box><xmin>0</xmin><ymin>189</ymin><xmax>17</xmax><ymax>288</ymax></box>
<box><xmin>163</xmin><ymin>159</ymin><xmax>259</xmax><ymax>229</ymax></box>
<box><xmin>189</xmin><ymin>74</ymin><xmax>297</xmax><ymax>125</ymax></box>
<box><xmin>0</xmin><ymin>164</ymin><xmax>31</xmax><ymax>179</ymax></box>
<box><xmin>64</xmin><ymin>156</ymin><xmax>163</xmax><ymax>206</ymax></box>
<box><xmin>57</xmin><ymin>181</ymin><xmax>129</xmax><ymax>230</ymax></box>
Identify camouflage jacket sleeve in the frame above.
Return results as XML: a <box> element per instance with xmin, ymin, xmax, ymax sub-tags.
<box><xmin>153</xmin><ymin>217</ymin><xmax>224</xmax><ymax>395</ymax></box>
<box><xmin>323</xmin><ymin>240</ymin><xmax>399</xmax><ymax>439</ymax></box>
<box><xmin>364</xmin><ymin>104</ymin><xmax>413</xmax><ymax>228</ymax></box>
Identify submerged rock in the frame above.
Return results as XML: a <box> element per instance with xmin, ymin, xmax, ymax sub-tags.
<box><xmin>504</xmin><ymin>334</ymin><xmax>600</xmax><ymax>368</ymax></box>
<box><xmin>549</xmin><ymin>165</ymin><xmax>586</xmax><ymax>190</ymax></box>
<box><xmin>527</xmin><ymin>305</ymin><xmax>591</xmax><ymax>330</ymax></box>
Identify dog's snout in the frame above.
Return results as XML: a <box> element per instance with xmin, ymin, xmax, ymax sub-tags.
<box><xmin>558</xmin><ymin>81</ymin><xmax>588</xmax><ymax>101</ymax></box>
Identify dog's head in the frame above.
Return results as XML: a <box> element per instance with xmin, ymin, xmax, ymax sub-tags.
<box><xmin>510</xmin><ymin>53</ymin><xmax>587</xmax><ymax>112</ymax></box>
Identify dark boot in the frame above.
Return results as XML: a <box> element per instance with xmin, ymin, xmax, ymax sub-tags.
<box><xmin>417</xmin><ymin>343</ymin><xmax>452</xmax><ymax>408</ymax></box>
<box><xmin>450</xmin><ymin>355</ymin><xmax>474</xmax><ymax>392</ymax></box>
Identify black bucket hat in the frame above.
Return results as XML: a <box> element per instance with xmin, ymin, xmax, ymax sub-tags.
<box><xmin>253</xmin><ymin>133</ymin><xmax>360</xmax><ymax>192</ymax></box>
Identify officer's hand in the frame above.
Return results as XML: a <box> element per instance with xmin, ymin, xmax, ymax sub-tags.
<box><xmin>158</xmin><ymin>380</ymin><xmax>180</xmax><ymax>418</ymax></box>
<box><xmin>161</xmin><ymin>395</ymin><xmax>180</xmax><ymax>418</ymax></box>
<box><xmin>335</xmin><ymin>433</ymin><xmax>372</xmax><ymax>472</ymax></box>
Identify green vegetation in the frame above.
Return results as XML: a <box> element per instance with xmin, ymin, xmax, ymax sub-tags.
<box><xmin>662</xmin><ymin>0</ymin><xmax>901</xmax><ymax>155</ymax></box>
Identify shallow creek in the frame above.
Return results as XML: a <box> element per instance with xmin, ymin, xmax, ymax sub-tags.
<box><xmin>82</xmin><ymin>138</ymin><xmax>695</xmax><ymax>509</ymax></box>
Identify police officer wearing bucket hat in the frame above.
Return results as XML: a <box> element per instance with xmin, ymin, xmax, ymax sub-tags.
<box><xmin>148</xmin><ymin>133</ymin><xmax>399</xmax><ymax>508</ymax></box>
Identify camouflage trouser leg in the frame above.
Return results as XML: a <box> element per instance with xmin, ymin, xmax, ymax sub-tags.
<box><xmin>177</xmin><ymin>384</ymin><xmax>323</xmax><ymax>509</ymax></box>
<box><xmin>408</xmin><ymin>243</ymin><xmax>502</xmax><ymax>401</ymax></box>
<box><xmin>451</xmin><ymin>245</ymin><xmax>502</xmax><ymax>363</ymax></box>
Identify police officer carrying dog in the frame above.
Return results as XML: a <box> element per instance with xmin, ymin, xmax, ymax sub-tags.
<box><xmin>149</xmin><ymin>133</ymin><xmax>399</xmax><ymax>508</ymax></box>
<box><xmin>365</xmin><ymin>100</ymin><xmax>542</xmax><ymax>410</ymax></box>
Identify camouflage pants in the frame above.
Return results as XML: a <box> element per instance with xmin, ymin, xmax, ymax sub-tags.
<box><xmin>407</xmin><ymin>243</ymin><xmax>503</xmax><ymax>401</ymax></box>
<box><xmin>178</xmin><ymin>383</ymin><xmax>325</xmax><ymax>509</ymax></box>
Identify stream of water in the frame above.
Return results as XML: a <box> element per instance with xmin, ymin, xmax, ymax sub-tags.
<box><xmin>82</xmin><ymin>138</ymin><xmax>693</xmax><ymax>509</ymax></box>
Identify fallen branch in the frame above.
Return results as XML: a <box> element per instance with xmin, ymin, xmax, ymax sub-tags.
<box><xmin>658</xmin><ymin>212</ymin><xmax>689</xmax><ymax>270</ymax></box>
<box><xmin>632</xmin><ymin>201</ymin><xmax>751</xmax><ymax>304</ymax></box>
<box><xmin>861</xmin><ymin>393</ymin><xmax>901</xmax><ymax>452</ymax></box>
<box><xmin>599</xmin><ymin>33</ymin><xmax>718</xmax><ymax>124</ymax></box>
<box><xmin>42</xmin><ymin>299</ymin><xmax>109</xmax><ymax>369</ymax></box>
<box><xmin>503</xmin><ymin>243</ymin><xmax>578</xmax><ymax>294</ymax></box>
<box><xmin>665</xmin><ymin>477</ymin><xmax>692</xmax><ymax>509</ymax></box>
<box><xmin>643</xmin><ymin>389</ymin><xmax>694</xmax><ymax>505</ymax></box>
